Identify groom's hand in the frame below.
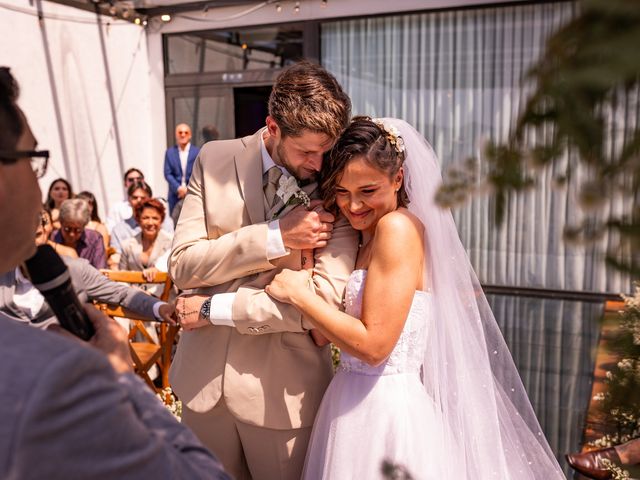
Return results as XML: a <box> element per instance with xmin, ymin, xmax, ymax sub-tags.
<box><xmin>280</xmin><ymin>200</ymin><xmax>335</xmax><ymax>251</ymax></box>
<box><xmin>176</xmin><ymin>293</ymin><xmax>211</xmax><ymax>331</ymax></box>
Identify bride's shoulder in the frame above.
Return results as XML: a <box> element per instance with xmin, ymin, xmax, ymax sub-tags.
<box><xmin>374</xmin><ymin>209</ymin><xmax>424</xmax><ymax>247</ymax></box>
<box><xmin>376</xmin><ymin>208</ymin><xmax>423</xmax><ymax>236</ymax></box>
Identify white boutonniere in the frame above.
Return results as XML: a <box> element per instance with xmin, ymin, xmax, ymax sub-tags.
<box><xmin>272</xmin><ymin>175</ymin><xmax>311</xmax><ymax>219</ymax></box>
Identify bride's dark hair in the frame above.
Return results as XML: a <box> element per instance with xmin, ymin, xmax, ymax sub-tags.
<box><xmin>320</xmin><ymin>116</ymin><xmax>409</xmax><ymax>214</ymax></box>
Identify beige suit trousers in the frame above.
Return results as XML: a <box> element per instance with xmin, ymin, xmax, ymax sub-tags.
<box><xmin>183</xmin><ymin>400</ymin><xmax>311</xmax><ymax>480</ymax></box>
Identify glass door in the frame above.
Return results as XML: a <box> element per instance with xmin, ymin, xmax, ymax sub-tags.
<box><xmin>165</xmin><ymin>86</ymin><xmax>235</xmax><ymax>147</ymax></box>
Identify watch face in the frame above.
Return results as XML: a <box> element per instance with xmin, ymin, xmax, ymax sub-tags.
<box><xmin>200</xmin><ymin>299</ymin><xmax>211</xmax><ymax>319</ymax></box>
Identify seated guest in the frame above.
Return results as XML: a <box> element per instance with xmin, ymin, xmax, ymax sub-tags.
<box><xmin>53</xmin><ymin>198</ymin><xmax>106</xmax><ymax>269</ymax></box>
<box><xmin>38</xmin><ymin>209</ymin><xmax>78</xmax><ymax>259</ymax></box>
<box><xmin>109</xmin><ymin>181</ymin><xmax>173</xmax><ymax>262</ymax></box>
<box><xmin>0</xmin><ymin>212</ymin><xmax>175</xmax><ymax>328</ymax></box>
<box><xmin>105</xmin><ymin>167</ymin><xmax>144</xmax><ymax>231</ymax></box>
<box><xmin>77</xmin><ymin>190</ymin><xmax>109</xmax><ymax>249</ymax></box>
<box><xmin>119</xmin><ymin>198</ymin><xmax>172</xmax><ymax>293</ymax></box>
<box><xmin>0</xmin><ymin>65</ymin><xmax>229</xmax><ymax>480</ymax></box>
<box><xmin>44</xmin><ymin>177</ymin><xmax>72</xmax><ymax>230</ymax></box>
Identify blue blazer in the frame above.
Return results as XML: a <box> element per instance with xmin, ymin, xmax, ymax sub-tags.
<box><xmin>163</xmin><ymin>144</ymin><xmax>200</xmax><ymax>212</ymax></box>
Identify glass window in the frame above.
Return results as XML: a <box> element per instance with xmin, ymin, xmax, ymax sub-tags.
<box><xmin>165</xmin><ymin>25</ymin><xmax>304</xmax><ymax>75</ymax></box>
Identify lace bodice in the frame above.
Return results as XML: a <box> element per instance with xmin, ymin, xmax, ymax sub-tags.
<box><xmin>338</xmin><ymin>269</ymin><xmax>429</xmax><ymax>376</ymax></box>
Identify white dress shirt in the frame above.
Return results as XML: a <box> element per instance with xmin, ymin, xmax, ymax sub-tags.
<box><xmin>13</xmin><ymin>268</ymin><xmax>53</xmax><ymax>324</ymax></box>
<box><xmin>106</xmin><ymin>200</ymin><xmax>133</xmax><ymax>232</ymax></box>
<box><xmin>179</xmin><ymin>143</ymin><xmax>191</xmax><ymax>186</ymax></box>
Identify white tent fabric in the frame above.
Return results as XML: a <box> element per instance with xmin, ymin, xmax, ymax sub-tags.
<box><xmin>1</xmin><ymin>0</ymin><xmax>160</xmax><ymax>217</ymax></box>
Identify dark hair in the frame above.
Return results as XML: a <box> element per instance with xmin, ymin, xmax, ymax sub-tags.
<box><xmin>268</xmin><ymin>61</ymin><xmax>351</xmax><ymax>140</ymax></box>
<box><xmin>127</xmin><ymin>180</ymin><xmax>152</xmax><ymax>198</ymax></box>
<box><xmin>45</xmin><ymin>178</ymin><xmax>74</xmax><ymax>211</ymax></box>
<box><xmin>321</xmin><ymin>116</ymin><xmax>409</xmax><ymax>214</ymax></box>
<box><xmin>0</xmin><ymin>67</ymin><xmax>23</xmax><ymax>152</ymax></box>
<box><xmin>76</xmin><ymin>191</ymin><xmax>102</xmax><ymax>223</ymax></box>
<box><xmin>123</xmin><ymin>168</ymin><xmax>144</xmax><ymax>183</ymax></box>
<box><xmin>202</xmin><ymin>124</ymin><xmax>220</xmax><ymax>143</ymax></box>
<box><xmin>134</xmin><ymin>198</ymin><xmax>166</xmax><ymax>224</ymax></box>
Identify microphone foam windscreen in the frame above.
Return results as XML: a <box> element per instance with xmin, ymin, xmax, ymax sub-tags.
<box><xmin>24</xmin><ymin>244</ymin><xmax>67</xmax><ymax>284</ymax></box>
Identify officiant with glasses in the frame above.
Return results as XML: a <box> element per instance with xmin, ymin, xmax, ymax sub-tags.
<box><xmin>0</xmin><ymin>65</ymin><xmax>229</xmax><ymax>479</ymax></box>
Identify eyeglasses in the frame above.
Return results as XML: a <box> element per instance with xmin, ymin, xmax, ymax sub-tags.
<box><xmin>62</xmin><ymin>225</ymin><xmax>83</xmax><ymax>235</ymax></box>
<box><xmin>0</xmin><ymin>150</ymin><xmax>49</xmax><ymax>178</ymax></box>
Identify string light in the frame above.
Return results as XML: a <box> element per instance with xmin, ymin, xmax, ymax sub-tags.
<box><xmin>160</xmin><ymin>13</ymin><xmax>171</xmax><ymax>22</ymax></box>
<box><xmin>0</xmin><ymin>1</ymin><xmax>136</xmax><ymax>25</ymax></box>
<box><xmin>275</xmin><ymin>2</ymin><xmax>282</xmax><ymax>13</ymax></box>
<box><xmin>321</xmin><ymin>0</ymin><xmax>327</xmax><ymax>7</ymax></box>
<box><xmin>294</xmin><ymin>1</ymin><xmax>300</xmax><ymax>13</ymax></box>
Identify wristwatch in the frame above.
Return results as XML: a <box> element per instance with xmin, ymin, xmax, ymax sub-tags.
<box><xmin>200</xmin><ymin>298</ymin><xmax>211</xmax><ymax>320</ymax></box>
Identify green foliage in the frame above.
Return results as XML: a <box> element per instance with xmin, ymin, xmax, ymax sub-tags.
<box><xmin>439</xmin><ymin>0</ymin><xmax>640</xmax><ymax>275</ymax></box>
<box><xmin>591</xmin><ymin>285</ymin><xmax>640</xmax><ymax>448</ymax></box>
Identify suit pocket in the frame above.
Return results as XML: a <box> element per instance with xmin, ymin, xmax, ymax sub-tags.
<box><xmin>280</xmin><ymin>331</ymin><xmax>316</xmax><ymax>351</ymax></box>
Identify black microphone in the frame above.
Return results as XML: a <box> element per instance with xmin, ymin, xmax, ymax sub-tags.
<box><xmin>24</xmin><ymin>244</ymin><xmax>95</xmax><ymax>340</ymax></box>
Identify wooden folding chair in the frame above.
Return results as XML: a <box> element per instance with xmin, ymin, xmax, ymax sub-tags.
<box><xmin>95</xmin><ymin>270</ymin><xmax>179</xmax><ymax>393</ymax></box>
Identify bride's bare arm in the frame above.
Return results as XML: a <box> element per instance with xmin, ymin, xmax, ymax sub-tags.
<box><xmin>266</xmin><ymin>210</ymin><xmax>424</xmax><ymax>366</ymax></box>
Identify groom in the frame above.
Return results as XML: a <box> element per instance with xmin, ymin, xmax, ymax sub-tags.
<box><xmin>169</xmin><ymin>61</ymin><xmax>358</xmax><ymax>479</ymax></box>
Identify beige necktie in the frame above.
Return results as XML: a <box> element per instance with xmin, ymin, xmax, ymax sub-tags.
<box><xmin>264</xmin><ymin>166</ymin><xmax>283</xmax><ymax>209</ymax></box>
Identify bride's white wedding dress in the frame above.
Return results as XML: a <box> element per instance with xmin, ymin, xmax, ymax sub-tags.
<box><xmin>303</xmin><ymin>269</ymin><xmax>449</xmax><ymax>480</ymax></box>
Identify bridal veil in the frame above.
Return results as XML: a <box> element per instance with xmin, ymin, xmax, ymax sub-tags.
<box><xmin>380</xmin><ymin>118</ymin><xmax>564</xmax><ymax>479</ymax></box>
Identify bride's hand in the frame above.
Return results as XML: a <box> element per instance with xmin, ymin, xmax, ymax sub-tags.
<box><xmin>266</xmin><ymin>269</ymin><xmax>311</xmax><ymax>304</ymax></box>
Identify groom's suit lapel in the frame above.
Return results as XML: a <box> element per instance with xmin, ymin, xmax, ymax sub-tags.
<box><xmin>234</xmin><ymin>131</ymin><xmax>265</xmax><ymax>225</ymax></box>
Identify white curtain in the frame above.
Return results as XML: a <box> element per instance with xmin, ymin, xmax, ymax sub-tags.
<box><xmin>321</xmin><ymin>1</ymin><xmax>635</xmax><ymax>293</ymax></box>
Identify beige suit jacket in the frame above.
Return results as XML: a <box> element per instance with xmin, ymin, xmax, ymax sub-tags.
<box><xmin>168</xmin><ymin>130</ymin><xmax>358</xmax><ymax>430</ymax></box>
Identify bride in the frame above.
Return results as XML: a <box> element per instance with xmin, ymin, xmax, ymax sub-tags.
<box><xmin>265</xmin><ymin>117</ymin><xmax>564</xmax><ymax>479</ymax></box>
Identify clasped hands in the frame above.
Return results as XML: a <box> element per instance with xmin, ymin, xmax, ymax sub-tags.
<box><xmin>280</xmin><ymin>200</ymin><xmax>334</xmax><ymax>251</ymax></box>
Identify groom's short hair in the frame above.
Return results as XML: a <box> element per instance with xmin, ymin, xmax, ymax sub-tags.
<box><xmin>268</xmin><ymin>61</ymin><xmax>351</xmax><ymax>140</ymax></box>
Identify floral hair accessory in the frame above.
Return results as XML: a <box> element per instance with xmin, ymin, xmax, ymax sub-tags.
<box><xmin>373</xmin><ymin>119</ymin><xmax>405</xmax><ymax>154</ymax></box>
